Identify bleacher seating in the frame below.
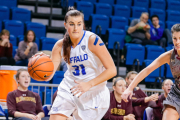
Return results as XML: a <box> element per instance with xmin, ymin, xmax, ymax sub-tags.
<box><xmin>113</xmin><ymin>5</ymin><xmax>131</xmax><ymax>19</ymax></box>
<box><xmin>116</xmin><ymin>0</ymin><xmax>132</xmax><ymax>7</ymax></box>
<box><xmin>52</xmin><ymin>71</ymin><xmax>65</xmax><ymax>84</ymax></box>
<box><xmin>159</xmin><ymin>20</ymin><xmax>165</xmax><ymax>29</ymax></box>
<box><xmin>95</xmin><ymin>3</ymin><xmax>112</xmax><ymax>16</ymax></box>
<box><xmin>133</xmin><ymin>0</ymin><xmax>149</xmax><ymax>9</ymax></box>
<box><xmin>0</xmin><ymin>21</ymin><xmax>2</xmax><ymax>32</ymax></box>
<box><xmin>0</xmin><ymin>0</ymin><xmax>17</xmax><ymax>8</ymax></box>
<box><xmin>166</xmin><ymin>21</ymin><xmax>179</xmax><ymax>31</ymax></box>
<box><xmin>149</xmin><ymin>8</ymin><xmax>165</xmax><ymax>22</ymax></box>
<box><xmin>166</xmin><ymin>10</ymin><xmax>180</xmax><ymax>22</ymax></box>
<box><xmin>98</xmin><ymin>0</ymin><xmax>114</xmax><ymax>5</ymax></box>
<box><xmin>26</xmin><ymin>22</ymin><xmax>46</xmax><ymax>38</ymax></box>
<box><xmin>12</xmin><ymin>45</ymin><xmax>17</xmax><ymax>57</ymax></box>
<box><xmin>107</xmin><ymin>28</ymin><xmax>125</xmax><ymax>50</ymax></box>
<box><xmin>11</xmin><ymin>7</ymin><xmax>31</xmax><ymax>22</ymax></box>
<box><xmin>110</xmin><ymin>16</ymin><xmax>128</xmax><ymax>30</ymax></box>
<box><xmin>4</xmin><ymin>20</ymin><xmax>24</xmax><ymax>37</ymax></box>
<box><xmin>125</xmin><ymin>43</ymin><xmax>145</xmax><ymax>66</ymax></box>
<box><xmin>90</xmin><ymin>14</ymin><xmax>109</xmax><ymax>35</ymax></box>
<box><xmin>165</xmin><ymin>46</ymin><xmax>174</xmax><ymax>79</ymax></box>
<box><xmin>0</xmin><ymin>6</ymin><xmax>9</xmax><ymax>21</ymax></box>
<box><xmin>41</xmin><ymin>37</ymin><xmax>58</xmax><ymax>51</ymax></box>
<box><xmin>131</xmin><ymin>6</ymin><xmax>148</xmax><ymax>18</ymax></box>
<box><xmin>145</xmin><ymin>45</ymin><xmax>165</xmax><ymax>60</ymax></box>
<box><xmin>9</xmin><ymin>34</ymin><xmax>17</xmax><ymax>46</ymax></box>
<box><xmin>81</xmin><ymin>0</ymin><xmax>96</xmax><ymax>3</ymax></box>
<box><xmin>167</xmin><ymin>0</ymin><xmax>180</xmax><ymax>12</ymax></box>
<box><xmin>60</xmin><ymin>0</ymin><xmax>76</xmax><ymax>8</ymax></box>
<box><xmin>75</xmin><ymin>1</ymin><xmax>94</xmax><ymax>21</ymax></box>
<box><xmin>150</xmin><ymin>0</ymin><xmax>166</xmax><ymax>10</ymax></box>
<box><xmin>144</xmin><ymin>59</ymin><xmax>164</xmax><ymax>82</ymax></box>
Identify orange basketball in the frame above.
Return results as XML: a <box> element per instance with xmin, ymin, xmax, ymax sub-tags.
<box><xmin>28</xmin><ymin>55</ymin><xmax>54</xmax><ymax>81</ymax></box>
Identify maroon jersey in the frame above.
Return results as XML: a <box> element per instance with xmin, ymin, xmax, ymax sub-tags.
<box><xmin>102</xmin><ymin>91</ymin><xmax>146</xmax><ymax>120</ymax></box>
<box><xmin>132</xmin><ymin>87</ymin><xmax>148</xmax><ymax>120</ymax></box>
<box><xmin>148</xmin><ymin>94</ymin><xmax>165</xmax><ymax>120</ymax></box>
<box><xmin>0</xmin><ymin>43</ymin><xmax>12</xmax><ymax>57</ymax></box>
<box><xmin>7</xmin><ymin>89</ymin><xmax>44</xmax><ymax>117</ymax></box>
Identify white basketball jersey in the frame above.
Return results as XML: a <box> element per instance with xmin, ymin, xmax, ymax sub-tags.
<box><xmin>60</xmin><ymin>30</ymin><xmax>106</xmax><ymax>91</ymax></box>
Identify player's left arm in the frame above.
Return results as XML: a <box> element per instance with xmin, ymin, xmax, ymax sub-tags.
<box><xmin>88</xmin><ymin>35</ymin><xmax>117</xmax><ymax>86</ymax></box>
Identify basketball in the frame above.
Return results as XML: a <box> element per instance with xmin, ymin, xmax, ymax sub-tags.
<box><xmin>28</xmin><ymin>55</ymin><xmax>54</xmax><ymax>81</ymax></box>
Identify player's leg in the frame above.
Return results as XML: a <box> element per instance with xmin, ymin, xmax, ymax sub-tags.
<box><xmin>162</xmin><ymin>105</ymin><xmax>179</xmax><ymax>120</ymax></box>
<box><xmin>49</xmin><ymin>90</ymin><xmax>75</xmax><ymax>120</ymax></box>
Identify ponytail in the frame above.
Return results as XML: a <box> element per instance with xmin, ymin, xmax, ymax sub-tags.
<box><xmin>63</xmin><ymin>32</ymin><xmax>72</xmax><ymax>64</ymax></box>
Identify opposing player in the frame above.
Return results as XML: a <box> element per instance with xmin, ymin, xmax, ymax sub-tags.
<box><xmin>122</xmin><ymin>24</ymin><xmax>180</xmax><ymax>120</ymax></box>
<box><xmin>34</xmin><ymin>7</ymin><xmax>116</xmax><ymax>120</ymax></box>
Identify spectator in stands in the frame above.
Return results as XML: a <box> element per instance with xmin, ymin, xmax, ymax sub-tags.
<box><xmin>128</xmin><ymin>12</ymin><xmax>157</xmax><ymax>45</ymax></box>
<box><xmin>150</xmin><ymin>15</ymin><xmax>169</xmax><ymax>48</ymax></box>
<box><xmin>126</xmin><ymin>71</ymin><xmax>154</xmax><ymax>120</ymax></box>
<box><xmin>0</xmin><ymin>29</ymin><xmax>15</xmax><ymax>65</ymax></box>
<box><xmin>14</xmin><ymin>30</ymin><xmax>38</xmax><ymax>66</ymax></box>
<box><xmin>102</xmin><ymin>77</ymin><xmax>158</xmax><ymax>120</ymax></box>
<box><xmin>148</xmin><ymin>79</ymin><xmax>173</xmax><ymax>120</ymax></box>
<box><xmin>7</xmin><ymin>68</ymin><xmax>49</xmax><ymax>120</ymax></box>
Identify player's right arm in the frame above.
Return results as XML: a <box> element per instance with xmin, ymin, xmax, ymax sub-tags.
<box><xmin>122</xmin><ymin>49</ymin><xmax>173</xmax><ymax>102</ymax></box>
<box><xmin>46</xmin><ymin>39</ymin><xmax>63</xmax><ymax>81</ymax></box>
<box><xmin>32</xmin><ymin>39</ymin><xmax>63</xmax><ymax>81</ymax></box>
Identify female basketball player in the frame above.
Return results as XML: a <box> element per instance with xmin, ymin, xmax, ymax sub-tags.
<box><xmin>34</xmin><ymin>7</ymin><xmax>116</xmax><ymax>120</ymax></box>
<box><xmin>122</xmin><ymin>24</ymin><xmax>180</xmax><ymax>120</ymax></box>
<box><xmin>6</xmin><ymin>69</ymin><xmax>48</xmax><ymax>120</ymax></box>
<box><xmin>126</xmin><ymin>71</ymin><xmax>159</xmax><ymax>120</ymax></box>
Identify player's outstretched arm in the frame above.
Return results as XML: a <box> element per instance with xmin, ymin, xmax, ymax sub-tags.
<box><xmin>121</xmin><ymin>49</ymin><xmax>173</xmax><ymax>102</ymax></box>
<box><xmin>47</xmin><ymin>39</ymin><xmax>63</xmax><ymax>81</ymax></box>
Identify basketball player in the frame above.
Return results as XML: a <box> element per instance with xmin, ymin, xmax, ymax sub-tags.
<box><xmin>34</xmin><ymin>7</ymin><xmax>116</xmax><ymax>120</ymax></box>
<box><xmin>148</xmin><ymin>79</ymin><xmax>173</xmax><ymax>120</ymax></box>
<box><xmin>6</xmin><ymin>69</ymin><xmax>48</xmax><ymax>120</ymax></box>
<box><xmin>122</xmin><ymin>24</ymin><xmax>180</xmax><ymax>120</ymax></box>
<box><xmin>125</xmin><ymin>71</ymin><xmax>158</xmax><ymax>120</ymax></box>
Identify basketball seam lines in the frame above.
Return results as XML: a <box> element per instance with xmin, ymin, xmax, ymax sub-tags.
<box><xmin>29</xmin><ymin>55</ymin><xmax>41</xmax><ymax>73</ymax></box>
<box><xmin>31</xmin><ymin>61</ymin><xmax>53</xmax><ymax>80</ymax></box>
<box><xmin>33</xmin><ymin>71</ymin><xmax>46</xmax><ymax>80</ymax></box>
<box><xmin>32</xmin><ymin>61</ymin><xmax>53</xmax><ymax>69</ymax></box>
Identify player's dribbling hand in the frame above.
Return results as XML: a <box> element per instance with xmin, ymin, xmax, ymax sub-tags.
<box><xmin>70</xmin><ymin>80</ymin><xmax>92</xmax><ymax>98</ymax></box>
<box><xmin>32</xmin><ymin>52</ymin><xmax>50</xmax><ymax>58</ymax></box>
<box><xmin>121</xmin><ymin>88</ymin><xmax>133</xmax><ymax>102</ymax></box>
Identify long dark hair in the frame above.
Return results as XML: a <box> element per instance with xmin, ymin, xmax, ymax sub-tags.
<box><xmin>24</xmin><ymin>30</ymin><xmax>36</xmax><ymax>42</ymax></box>
<box><xmin>63</xmin><ymin>7</ymin><xmax>84</xmax><ymax>64</ymax></box>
